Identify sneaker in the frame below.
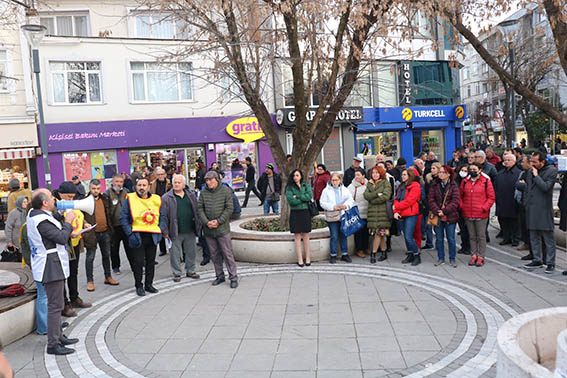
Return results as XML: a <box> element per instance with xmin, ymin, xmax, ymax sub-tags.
<box><xmin>173</xmin><ymin>276</ymin><xmax>181</xmax><ymax>282</ymax></box>
<box><xmin>544</xmin><ymin>265</ymin><xmax>555</xmax><ymax>274</ymax></box>
<box><xmin>521</xmin><ymin>253</ymin><xmax>534</xmax><ymax>261</ymax></box>
<box><xmin>112</xmin><ymin>268</ymin><xmax>121</xmax><ymax>275</ymax></box>
<box><xmin>341</xmin><ymin>255</ymin><xmax>352</xmax><ymax>263</ymax></box>
<box><xmin>330</xmin><ymin>256</ymin><xmax>337</xmax><ymax>264</ymax></box>
<box><xmin>422</xmin><ymin>244</ymin><xmax>434</xmax><ymax>250</ymax></box>
<box><xmin>475</xmin><ymin>256</ymin><xmax>485</xmax><ymax>267</ymax></box>
<box><xmin>524</xmin><ymin>261</ymin><xmax>543</xmax><ymax>269</ymax></box>
<box><xmin>468</xmin><ymin>255</ymin><xmax>478</xmax><ymax>266</ymax></box>
<box><xmin>434</xmin><ymin>260</ymin><xmax>445</xmax><ymax>267</ymax></box>
<box><xmin>186</xmin><ymin>272</ymin><xmax>200</xmax><ymax>279</ymax></box>
<box><xmin>449</xmin><ymin>260</ymin><xmax>457</xmax><ymax>268</ymax></box>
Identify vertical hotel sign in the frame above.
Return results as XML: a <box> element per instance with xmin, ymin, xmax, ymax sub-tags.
<box><xmin>398</xmin><ymin>61</ymin><xmax>412</xmax><ymax>106</ymax></box>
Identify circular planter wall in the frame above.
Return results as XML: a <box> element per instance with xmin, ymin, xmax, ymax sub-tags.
<box><xmin>230</xmin><ymin>215</ymin><xmax>354</xmax><ymax>263</ymax></box>
<box><xmin>496</xmin><ymin>306</ymin><xmax>567</xmax><ymax>378</ymax></box>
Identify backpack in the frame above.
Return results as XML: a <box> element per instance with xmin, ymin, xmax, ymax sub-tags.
<box><xmin>0</xmin><ymin>284</ymin><xmax>25</xmax><ymax>297</ymax></box>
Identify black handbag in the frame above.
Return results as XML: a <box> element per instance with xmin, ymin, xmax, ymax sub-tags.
<box><xmin>307</xmin><ymin>201</ymin><xmax>319</xmax><ymax>217</ymax></box>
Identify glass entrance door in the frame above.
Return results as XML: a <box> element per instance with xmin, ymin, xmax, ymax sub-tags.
<box><xmin>185</xmin><ymin>147</ymin><xmax>205</xmax><ymax>189</ymax></box>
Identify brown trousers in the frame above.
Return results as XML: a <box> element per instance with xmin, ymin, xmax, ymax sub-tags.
<box><xmin>205</xmin><ymin>233</ymin><xmax>238</xmax><ymax>281</ymax></box>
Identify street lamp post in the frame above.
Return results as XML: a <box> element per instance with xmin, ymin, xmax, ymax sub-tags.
<box><xmin>21</xmin><ymin>24</ymin><xmax>50</xmax><ymax>189</ymax></box>
<box><xmin>498</xmin><ymin>18</ymin><xmax>520</xmax><ymax>148</ymax></box>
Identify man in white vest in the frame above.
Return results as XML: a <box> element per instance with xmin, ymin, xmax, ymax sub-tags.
<box><xmin>27</xmin><ymin>188</ymin><xmax>79</xmax><ymax>355</ymax></box>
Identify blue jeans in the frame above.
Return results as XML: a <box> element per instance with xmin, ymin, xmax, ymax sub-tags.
<box><xmin>263</xmin><ymin>199</ymin><xmax>279</xmax><ymax>214</ymax></box>
<box><xmin>327</xmin><ymin>221</ymin><xmax>348</xmax><ymax>256</ymax></box>
<box><xmin>399</xmin><ymin>215</ymin><xmax>419</xmax><ymax>255</ymax></box>
<box><xmin>425</xmin><ymin>224</ymin><xmax>434</xmax><ymax>246</ymax></box>
<box><xmin>35</xmin><ymin>281</ymin><xmax>48</xmax><ymax>334</ymax></box>
<box><xmin>434</xmin><ymin>222</ymin><xmax>456</xmax><ymax>261</ymax></box>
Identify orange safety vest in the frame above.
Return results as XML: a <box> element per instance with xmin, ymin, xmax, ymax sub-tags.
<box><xmin>70</xmin><ymin>210</ymin><xmax>84</xmax><ymax>247</ymax></box>
<box><xmin>128</xmin><ymin>193</ymin><xmax>162</xmax><ymax>233</ymax></box>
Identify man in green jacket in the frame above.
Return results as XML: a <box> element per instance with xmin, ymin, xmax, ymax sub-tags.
<box><xmin>197</xmin><ymin>171</ymin><xmax>237</xmax><ymax>288</ymax></box>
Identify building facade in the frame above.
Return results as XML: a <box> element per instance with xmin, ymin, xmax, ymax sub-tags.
<box><xmin>0</xmin><ymin>3</ymin><xmax>39</xmax><ymax>201</ymax></box>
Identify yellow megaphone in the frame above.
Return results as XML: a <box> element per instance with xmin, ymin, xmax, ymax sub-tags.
<box><xmin>56</xmin><ymin>196</ymin><xmax>95</xmax><ymax>216</ymax></box>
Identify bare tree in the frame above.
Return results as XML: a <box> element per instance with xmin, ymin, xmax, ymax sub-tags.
<box><xmin>434</xmin><ymin>0</ymin><xmax>567</xmax><ymax>134</ymax></box>
<box><xmin>135</xmin><ymin>0</ymin><xmax>407</xmax><ymax>224</ymax></box>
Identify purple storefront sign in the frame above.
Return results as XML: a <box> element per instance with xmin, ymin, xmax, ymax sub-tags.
<box><xmin>37</xmin><ymin>116</ymin><xmax>278</xmax><ymax>187</ymax></box>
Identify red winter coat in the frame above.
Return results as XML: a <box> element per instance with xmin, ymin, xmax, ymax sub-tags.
<box><xmin>394</xmin><ymin>181</ymin><xmax>421</xmax><ymax>217</ymax></box>
<box><xmin>313</xmin><ymin>171</ymin><xmax>330</xmax><ymax>201</ymax></box>
<box><xmin>459</xmin><ymin>174</ymin><xmax>495</xmax><ymax>219</ymax></box>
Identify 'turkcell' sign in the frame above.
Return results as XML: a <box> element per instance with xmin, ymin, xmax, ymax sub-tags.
<box><xmin>226</xmin><ymin>117</ymin><xmax>265</xmax><ymax>143</ymax></box>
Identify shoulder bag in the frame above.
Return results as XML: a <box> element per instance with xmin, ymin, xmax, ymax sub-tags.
<box><xmin>427</xmin><ymin>186</ymin><xmax>450</xmax><ymax>226</ymax></box>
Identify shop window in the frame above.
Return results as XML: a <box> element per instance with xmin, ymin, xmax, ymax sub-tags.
<box><xmin>134</xmin><ymin>13</ymin><xmax>190</xmax><ymax>40</ymax></box>
<box><xmin>50</xmin><ymin>61</ymin><xmax>102</xmax><ymax>104</ymax></box>
<box><xmin>40</xmin><ymin>13</ymin><xmax>89</xmax><ymax>37</ymax></box>
<box><xmin>130</xmin><ymin>62</ymin><xmax>193</xmax><ymax>102</ymax></box>
<box><xmin>215</xmin><ymin>142</ymin><xmax>256</xmax><ymax>190</ymax></box>
<box><xmin>421</xmin><ymin>130</ymin><xmax>444</xmax><ymax>163</ymax></box>
<box><xmin>63</xmin><ymin>151</ymin><xmax>118</xmax><ymax>191</ymax></box>
<box><xmin>357</xmin><ymin>132</ymin><xmax>400</xmax><ymax>162</ymax></box>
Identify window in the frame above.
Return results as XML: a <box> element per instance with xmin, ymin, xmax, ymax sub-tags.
<box><xmin>344</xmin><ymin>66</ymin><xmax>372</xmax><ymax>107</ymax></box>
<box><xmin>0</xmin><ymin>50</ymin><xmax>9</xmax><ymax>92</ymax></box>
<box><xmin>135</xmin><ymin>14</ymin><xmax>189</xmax><ymax>39</ymax></box>
<box><xmin>472</xmin><ymin>62</ymin><xmax>478</xmax><ymax>75</ymax></box>
<box><xmin>482</xmin><ymin>63</ymin><xmax>488</xmax><ymax>73</ymax></box>
<box><xmin>466</xmin><ymin>85</ymin><xmax>471</xmax><ymax>98</ymax></box>
<box><xmin>412</xmin><ymin>63</ymin><xmax>445</xmax><ymax>85</ymax></box>
<box><xmin>475</xmin><ymin>82</ymin><xmax>480</xmax><ymax>95</ymax></box>
<box><xmin>281</xmin><ymin>64</ymin><xmax>330</xmax><ymax>107</ymax></box>
<box><xmin>130</xmin><ymin>62</ymin><xmax>193</xmax><ymax>102</ymax></box>
<box><xmin>220</xmin><ymin>66</ymin><xmax>258</xmax><ymax>101</ymax></box>
<box><xmin>482</xmin><ymin>83</ymin><xmax>488</xmax><ymax>93</ymax></box>
<box><xmin>40</xmin><ymin>14</ymin><xmax>88</xmax><ymax>36</ymax></box>
<box><xmin>463</xmin><ymin>67</ymin><xmax>469</xmax><ymax>80</ymax></box>
<box><xmin>50</xmin><ymin>62</ymin><xmax>101</xmax><ymax>104</ymax></box>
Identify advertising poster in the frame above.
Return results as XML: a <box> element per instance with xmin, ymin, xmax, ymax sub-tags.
<box><xmin>92</xmin><ymin>166</ymin><xmax>104</xmax><ymax>179</ymax></box>
<box><xmin>64</xmin><ymin>153</ymin><xmax>92</xmax><ymax>181</ymax></box>
<box><xmin>221</xmin><ymin>170</ymin><xmax>233</xmax><ymax>187</ymax></box>
<box><xmin>231</xmin><ymin>170</ymin><xmax>245</xmax><ymax>189</ymax></box>
<box><xmin>358</xmin><ymin>138</ymin><xmax>374</xmax><ymax>155</ymax></box>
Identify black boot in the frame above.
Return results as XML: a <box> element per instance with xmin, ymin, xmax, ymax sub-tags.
<box><xmin>411</xmin><ymin>254</ymin><xmax>421</xmax><ymax>266</ymax></box>
<box><xmin>401</xmin><ymin>253</ymin><xmax>414</xmax><ymax>264</ymax></box>
<box><xmin>386</xmin><ymin>237</ymin><xmax>392</xmax><ymax>252</ymax></box>
<box><xmin>370</xmin><ymin>253</ymin><xmax>377</xmax><ymax>264</ymax></box>
<box><xmin>377</xmin><ymin>250</ymin><xmax>387</xmax><ymax>262</ymax></box>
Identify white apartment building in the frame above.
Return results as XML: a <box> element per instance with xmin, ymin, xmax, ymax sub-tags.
<box><xmin>0</xmin><ymin>2</ymin><xmax>39</xmax><ymax>207</ymax></box>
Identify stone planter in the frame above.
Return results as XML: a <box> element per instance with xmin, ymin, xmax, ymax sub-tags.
<box><xmin>496</xmin><ymin>306</ymin><xmax>567</xmax><ymax>378</ymax></box>
<box><xmin>230</xmin><ymin>215</ymin><xmax>354</xmax><ymax>263</ymax></box>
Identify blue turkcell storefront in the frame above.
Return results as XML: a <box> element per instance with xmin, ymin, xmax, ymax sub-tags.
<box><xmin>355</xmin><ymin>105</ymin><xmax>467</xmax><ymax>165</ymax></box>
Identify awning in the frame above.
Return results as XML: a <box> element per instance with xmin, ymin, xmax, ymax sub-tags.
<box><xmin>0</xmin><ymin>148</ymin><xmax>36</xmax><ymax>160</ymax></box>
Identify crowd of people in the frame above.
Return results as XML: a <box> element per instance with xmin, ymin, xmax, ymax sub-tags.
<box><xmin>4</xmin><ymin>144</ymin><xmax>567</xmax><ymax>357</ymax></box>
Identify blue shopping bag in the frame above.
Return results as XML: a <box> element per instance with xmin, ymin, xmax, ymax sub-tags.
<box><xmin>340</xmin><ymin>206</ymin><xmax>366</xmax><ymax>237</ymax></box>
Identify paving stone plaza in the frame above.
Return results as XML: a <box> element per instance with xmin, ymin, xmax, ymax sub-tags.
<box><xmin>3</xmin><ymin>200</ymin><xmax>567</xmax><ymax>378</ymax></box>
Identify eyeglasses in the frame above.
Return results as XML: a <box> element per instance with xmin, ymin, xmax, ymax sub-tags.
<box><xmin>331</xmin><ymin>179</ymin><xmax>340</xmax><ymax>182</ymax></box>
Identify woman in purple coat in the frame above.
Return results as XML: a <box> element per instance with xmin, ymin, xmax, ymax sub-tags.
<box><xmin>427</xmin><ymin>165</ymin><xmax>461</xmax><ymax>267</ymax></box>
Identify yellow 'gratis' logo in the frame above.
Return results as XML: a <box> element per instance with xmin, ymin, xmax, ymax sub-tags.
<box><xmin>455</xmin><ymin>106</ymin><xmax>464</xmax><ymax>119</ymax></box>
<box><xmin>402</xmin><ymin>108</ymin><xmax>413</xmax><ymax>121</ymax></box>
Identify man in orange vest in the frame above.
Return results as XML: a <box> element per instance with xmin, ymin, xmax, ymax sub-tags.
<box><xmin>120</xmin><ymin>177</ymin><xmax>165</xmax><ymax>296</ymax></box>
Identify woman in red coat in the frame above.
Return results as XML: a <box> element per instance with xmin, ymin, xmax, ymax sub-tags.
<box><xmin>313</xmin><ymin>164</ymin><xmax>331</xmax><ymax>210</ymax></box>
<box><xmin>393</xmin><ymin>168</ymin><xmax>422</xmax><ymax>266</ymax></box>
<box><xmin>460</xmin><ymin>162</ymin><xmax>495</xmax><ymax>267</ymax></box>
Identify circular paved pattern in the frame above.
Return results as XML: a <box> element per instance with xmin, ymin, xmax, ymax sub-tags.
<box><xmin>37</xmin><ymin>265</ymin><xmax>518</xmax><ymax>378</ymax></box>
